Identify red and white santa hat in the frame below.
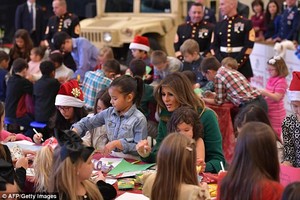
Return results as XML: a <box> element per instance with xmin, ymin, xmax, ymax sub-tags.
<box><xmin>287</xmin><ymin>71</ymin><xmax>300</xmax><ymax>101</ymax></box>
<box><xmin>129</xmin><ymin>35</ymin><xmax>150</xmax><ymax>52</ymax></box>
<box><xmin>55</xmin><ymin>79</ymin><xmax>85</xmax><ymax>108</ymax></box>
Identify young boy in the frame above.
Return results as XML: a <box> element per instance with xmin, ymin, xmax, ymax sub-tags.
<box><xmin>27</xmin><ymin>47</ymin><xmax>45</xmax><ymax>81</ymax></box>
<box><xmin>49</xmin><ymin>50</ymin><xmax>74</xmax><ymax>83</ymax></box>
<box><xmin>151</xmin><ymin>50</ymin><xmax>182</xmax><ymax>84</ymax></box>
<box><xmin>33</xmin><ymin>61</ymin><xmax>60</xmax><ymax>124</ymax></box>
<box><xmin>53</xmin><ymin>31</ymin><xmax>99</xmax><ymax>82</ymax></box>
<box><xmin>221</xmin><ymin>57</ymin><xmax>239</xmax><ymax>70</ymax></box>
<box><xmin>129</xmin><ymin>35</ymin><xmax>153</xmax><ymax>83</ymax></box>
<box><xmin>199</xmin><ymin>56</ymin><xmax>268</xmax><ymax>113</ymax></box>
<box><xmin>82</xmin><ymin>59</ymin><xmax>121</xmax><ymax>110</ymax></box>
<box><xmin>180</xmin><ymin>39</ymin><xmax>208</xmax><ymax>88</ymax></box>
<box><xmin>0</xmin><ymin>51</ymin><xmax>9</xmax><ymax>102</ymax></box>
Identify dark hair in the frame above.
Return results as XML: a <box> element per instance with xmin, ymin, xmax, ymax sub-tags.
<box><xmin>189</xmin><ymin>2</ymin><xmax>203</xmax><ymax>11</ymax></box>
<box><xmin>129</xmin><ymin>59</ymin><xmax>146</xmax><ymax>78</ymax></box>
<box><xmin>251</xmin><ymin>0</ymin><xmax>264</xmax><ymax>12</ymax></box>
<box><xmin>49</xmin><ymin>51</ymin><xmax>64</xmax><ymax>65</ymax></box>
<box><xmin>0</xmin><ymin>51</ymin><xmax>9</xmax><ymax>63</ymax></box>
<box><xmin>109</xmin><ymin>75</ymin><xmax>144</xmax><ymax>106</ymax></box>
<box><xmin>282</xmin><ymin>182</ymin><xmax>300</xmax><ymax>200</ymax></box>
<box><xmin>31</xmin><ymin>47</ymin><xmax>46</xmax><ymax>59</ymax></box>
<box><xmin>200</xmin><ymin>56</ymin><xmax>221</xmax><ymax>73</ymax></box>
<box><xmin>53</xmin><ymin>32</ymin><xmax>71</xmax><ymax>50</ymax></box>
<box><xmin>0</xmin><ymin>102</ymin><xmax>8</xmax><ymax>160</ymax></box>
<box><xmin>167</xmin><ymin>106</ymin><xmax>203</xmax><ymax>141</ymax></box>
<box><xmin>220</xmin><ymin>122</ymin><xmax>280</xmax><ymax>200</ymax></box>
<box><xmin>40</xmin><ymin>61</ymin><xmax>55</xmax><ymax>76</ymax></box>
<box><xmin>265</xmin><ymin>0</ymin><xmax>279</xmax><ymax>24</ymax></box>
<box><xmin>93</xmin><ymin>89</ymin><xmax>111</xmax><ymax>115</ymax></box>
<box><xmin>102</xmin><ymin>59</ymin><xmax>121</xmax><ymax>74</ymax></box>
<box><xmin>12</xmin><ymin>58</ymin><xmax>28</xmax><ymax>73</ymax></box>
<box><xmin>182</xmin><ymin>71</ymin><xmax>197</xmax><ymax>85</ymax></box>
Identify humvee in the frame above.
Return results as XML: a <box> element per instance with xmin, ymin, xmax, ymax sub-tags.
<box><xmin>80</xmin><ymin>0</ymin><xmax>217</xmax><ymax>63</ymax></box>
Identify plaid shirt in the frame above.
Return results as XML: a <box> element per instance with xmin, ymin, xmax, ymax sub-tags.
<box><xmin>214</xmin><ymin>66</ymin><xmax>260</xmax><ymax>106</ymax></box>
<box><xmin>82</xmin><ymin>70</ymin><xmax>111</xmax><ymax>109</ymax></box>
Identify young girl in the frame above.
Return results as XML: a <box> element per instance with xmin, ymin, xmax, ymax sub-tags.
<box><xmin>218</xmin><ymin>122</ymin><xmax>284</xmax><ymax>200</ymax></box>
<box><xmin>72</xmin><ymin>75</ymin><xmax>147</xmax><ymax>156</ymax></box>
<box><xmin>136</xmin><ymin>72</ymin><xmax>224</xmax><ymax>173</ymax></box>
<box><xmin>27</xmin><ymin>46</ymin><xmax>45</xmax><ymax>81</ymax></box>
<box><xmin>264</xmin><ymin>1</ymin><xmax>281</xmax><ymax>41</ymax></box>
<box><xmin>8</xmin><ymin>29</ymin><xmax>33</xmax><ymax>70</ymax></box>
<box><xmin>48</xmin><ymin>130</ymin><xmax>117</xmax><ymax>200</ymax></box>
<box><xmin>259</xmin><ymin>56</ymin><xmax>288</xmax><ymax>138</ymax></box>
<box><xmin>167</xmin><ymin>106</ymin><xmax>205</xmax><ymax>168</ymax></box>
<box><xmin>282</xmin><ymin>71</ymin><xmax>300</xmax><ymax>167</ymax></box>
<box><xmin>82</xmin><ymin>89</ymin><xmax>111</xmax><ymax>150</ymax></box>
<box><xmin>250</xmin><ymin>0</ymin><xmax>265</xmax><ymax>41</ymax></box>
<box><xmin>234</xmin><ymin>104</ymin><xmax>283</xmax><ymax>163</ymax></box>
<box><xmin>33</xmin><ymin>79</ymin><xmax>88</xmax><ymax>143</ymax></box>
<box><xmin>142</xmin><ymin>133</ymin><xmax>210</xmax><ymax>200</ymax></box>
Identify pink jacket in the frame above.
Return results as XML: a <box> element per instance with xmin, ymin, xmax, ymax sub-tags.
<box><xmin>0</xmin><ymin>130</ymin><xmax>32</xmax><ymax>142</ymax></box>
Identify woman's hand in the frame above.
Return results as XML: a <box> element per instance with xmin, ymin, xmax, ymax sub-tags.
<box><xmin>197</xmin><ymin>159</ymin><xmax>206</xmax><ymax>173</ymax></box>
<box><xmin>33</xmin><ymin>133</ymin><xmax>43</xmax><ymax>144</ymax></box>
<box><xmin>3</xmin><ymin>134</ymin><xmax>17</xmax><ymax>142</ymax></box>
<box><xmin>136</xmin><ymin>140</ymin><xmax>151</xmax><ymax>158</ymax></box>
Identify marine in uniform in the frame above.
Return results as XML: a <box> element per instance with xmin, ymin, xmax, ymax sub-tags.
<box><xmin>174</xmin><ymin>3</ymin><xmax>214</xmax><ymax>58</ymax></box>
<box><xmin>211</xmin><ymin>0</ymin><xmax>255</xmax><ymax>79</ymax></box>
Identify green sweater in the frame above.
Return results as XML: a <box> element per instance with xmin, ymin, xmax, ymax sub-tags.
<box><xmin>142</xmin><ymin>108</ymin><xmax>225</xmax><ymax>173</ymax></box>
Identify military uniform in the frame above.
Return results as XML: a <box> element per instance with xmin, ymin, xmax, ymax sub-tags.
<box><xmin>276</xmin><ymin>6</ymin><xmax>299</xmax><ymax>41</ymax></box>
<box><xmin>174</xmin><ymin>21</ymin><xmax>215</xmax><ymax>56</ymax></box>
<box><xmin>211</xmin><ymin>15</ymin><xmax>255</xmax><ymax>79</ymax></box>
<box><xmin>44</xmin><ymin>12</ymin><xmax>80</xmax><ymax>43</ymax></box>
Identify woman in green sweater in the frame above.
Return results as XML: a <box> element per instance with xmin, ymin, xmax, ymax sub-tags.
<box><xmin>136</xmin><ymin>72</ymin><xmax>225</xmax><ymax>173</ymax></box>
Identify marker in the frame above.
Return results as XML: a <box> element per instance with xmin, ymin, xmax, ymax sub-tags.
<box><xmin>220</xmin><ymin>161</ymin><xmax>225</xmax><ymax>172</ymax></box>
<box><xmin>33</xmin><ymin>128</ymin><xmax>44</xmax><ymax>141</ymax></box>
<box><xmin>131</xmin><ymin>160</ymin><xmax>140</xmax><ymax>165</ymax></box>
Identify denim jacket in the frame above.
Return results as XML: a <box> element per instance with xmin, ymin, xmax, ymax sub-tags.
<box><xmin>72</xmin><ymin>104</ymin><xmax>147</xmax><ymax>154</ymax></box>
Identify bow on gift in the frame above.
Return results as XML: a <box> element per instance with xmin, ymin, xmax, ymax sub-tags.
<box><xmin>55</xmin><ymin>129</ymin><xmax>94</xmax><ymax>163</ymax></box>
<box><xmin>0</xmin><ymin>159</ymin><xmax>14</xmax><ymax>191</ymax></box>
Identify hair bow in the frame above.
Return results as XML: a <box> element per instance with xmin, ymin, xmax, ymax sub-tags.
<box><xmin>0</xmin><ymin>159</ymin><xmax>14</xmax><ymax>191</ymax></box>
<box><xmin>268</xmin><ymin>56</ymin><xmax>281</xmax><ymax>65</ymax></box>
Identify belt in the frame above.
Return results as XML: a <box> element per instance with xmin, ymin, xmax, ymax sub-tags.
<box><xmin>220</xmin><ymin>46</ymin><xmax>243</xmax><ymax>53</ymax></box>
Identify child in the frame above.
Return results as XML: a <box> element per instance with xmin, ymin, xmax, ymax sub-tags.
<box><xmin>94</xmin><ymin>46</ymin><xmax>114</xmax><ymax>71</ymax></box>
<box><xmin>129</xmin><ymin>35</ymin><xmax>153</xmax><ymax>83</ymax></box>
<box><xmin>82</xmin><ymin>89</ymin><xmax>111</xmax><ymax>150</ymax></box>
<box><xmin>259</xmin><ymin>56</ymin><xmax>288</xmax><ymax>138</ymax></box>
<box><xmin>72</xmin><ymin>75</ymin><xmax>147</xmax><ymax>156</ymax></box>
<box><xmin>218</xmin><ymin>122</ymin><xmax>284</xmax><ymax>200</ymax></box>
<box><xmin>167</xmin><ymin>106</ymin><xmax>205</xmax><ymax>169</ymax></box>
<box><xmin>200</xmin><ymin>56</ymin><xmax>268</xmax><ymax>113</ymax></box>
<box><xmin>136</xmin><ymin>72</ymin><xmax>225</xmax><ymax>173</ymax></box>
<box><xmin>234</xmin><ymin>104</ymin><xmax>283</xmax><ymax>163</ymax></box>
<box><xmin>33</xmin><ymin>61</ymin><xmax>60</xmax><ymax>124</ymax></box>
<box><xmin>82</xmin><ymin>59</ymin><xmax>120</xmax><ymax>110</ymax></box>
<box><xmin>53</xmin><ymin>31</ymin><xmax>99</xmax><ymax>82</ymax></box>
<box><xmin>282</xmin><ymin>182</ymin><xmax>300</xmax><ymax>200</ymax></box>
<box><xmin>27</xmin><ymin>47</ymin><xmax>46</xmax><ymax>81</ymax></box>
<box><xmin>142</xmin><ymin>133</ymin><xmax>210</xmax><ymax>200</ymax></box>
<box><xmin>5</xmin><ymin>58</ymin><xmax>34</xmax><ymax>137</ymax></box>
<box><xmin>282</xmin><ymin>71</ymin><xmax>300</xmax><ymax>167</ymax></box>
<box><xmin>49</xmin><ymin>50</ymin><xmax>74</xmax><ymax>83</ymax></box>
<box><xmin>150</xmin><ymin>50</ymin><xmax>182</xmax><ymax>84</ymax></box>
<box><xmin>0</xmin><ymin>51</ymin><xmax>9</xmax><ymax>102</ymax></box>
<box><xmin>180</xmin><ymin>39</ymin><xmax>208</xmax><ymax>88</ymax></box>
<box><xmin>251</xmin><ymin>0</ymin><xmax>265</xmax><ymax>41</ymax></box>
<box><xmin>8</xmin><ymin>29</ymin><xmax>33</xmax><ymax>70</ymax></box>
<box><xmin>221</xmin><ymin>57</ymin><xmax>239</xmax><ymax>70</ymax></box>
<box><xmin>47</xmin><ymin>130</ymin><xmax>117</xmax><ymax>200</ymax></box>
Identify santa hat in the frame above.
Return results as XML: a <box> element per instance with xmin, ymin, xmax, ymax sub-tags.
<box><xmin>55</xmin><ymin>79</ymin><xmax>85</xmax><ymax>108</ymax></box>
<box><xmin>129</xmin><ymin>35</ymin><xmax>150</xmax><ymax>52</ymax></box>
<box><xmin>287</xmin><ymin>71</ymin><xmax>300</xmax><ymax>101</ymax></box>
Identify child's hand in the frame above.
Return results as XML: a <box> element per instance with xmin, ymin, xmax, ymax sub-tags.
<box><xmin>197</xmin><ymin>159</ymin><xmax>206</xmax><ymax>173</ymax></box>
<box><xmin>4</xmin><ymin>134</ymin><xmax>17</xmax><ymax>142</ymax></box>
<box><xmin>102</xmin><ymin>141</ymin><xmax>116</xmax><ymax>156</ymax></box>
<box><xmin>94</xmin><ymin>171</ymin><xmax>106</xmax><ymax>183</ymax></box>
<box><xmin>33</xmin><ymin>133</ymin><xmax>43</xmax><ymax>144</ymax></box>
<box><xmin>282</xmin><ymin>161</ymin><xmax>293</xmax><ymax>166</ymax></box>
<box><xmin>136</xmin><ymin>140</ymin><xmax>151</xmax><ymax>158</ymax></box>
<box><xmin>15</xmin><ymin>157</ymin><xmax>28</xmax><ymax>169</ymax></box>
<box><xmin>203</xmin><ymin>91</ymin><xmax>215</xmax><ymax>99</ymax></box>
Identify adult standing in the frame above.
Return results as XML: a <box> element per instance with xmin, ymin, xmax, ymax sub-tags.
<box><xmin>174</xmin><ymin>2</ymin><xmax>214</xmax><ymax>59</ymax></box>
<box><xmin>15</xmin><ymin>0</ymin><xmax>45</xmax><ymax>47</ymax></box>
<box><xmin>211</xmin><ymin>0</ymin><xmax>255</xmax><ymax>79</ymax></box>
<box><xmin>186</xmin><ymin>0</ymin><xmax>216</xmax><ymax>24</ymax></box>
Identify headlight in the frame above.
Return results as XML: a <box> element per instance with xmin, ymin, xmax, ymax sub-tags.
<box><xmin>103</xmin><ymin>32</ymin><xmax>112</xmax><ymax>42</ymax></box>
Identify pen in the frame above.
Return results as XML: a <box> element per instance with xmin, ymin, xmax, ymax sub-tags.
<box><xmin>131</xmin><ymin>160</ymin><xmax>140</xmax><ymax>165</ymax></box>
<box><xmin>220</xmin><ymin>161</ymin><xmax>225</xmax><ymax>172</ymax></box>
<box><xmin>33</xmin><ymin>128</ymin><xmax>44</xmax><ymax>141</ymax></box>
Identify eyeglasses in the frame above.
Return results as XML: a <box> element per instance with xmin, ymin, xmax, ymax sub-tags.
<box><xmin>56</xmin><ymin>106</ymin><xmax>71</xmax><ymax>112</ymax></box>
<box><xmin>266</xmin><ymin>68</ymin><xmax>276</xmax><ymax>72</ymax></box>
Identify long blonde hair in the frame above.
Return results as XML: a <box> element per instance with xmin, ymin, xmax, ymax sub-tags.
<box><xmin>48</xmin><ymin>146</ymin><xmax>103</xmax><ymax>200</ymax></box>
<box><xmin>151</xmin><ymin>133</ymin><xmax>198</xmax><ymax>200</ymax></box>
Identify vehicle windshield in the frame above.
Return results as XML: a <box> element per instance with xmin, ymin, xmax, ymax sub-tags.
<box><xmin>105</xmin><ymin>0</ymin><xmax>171</xmax><ymax>13</ymax></box>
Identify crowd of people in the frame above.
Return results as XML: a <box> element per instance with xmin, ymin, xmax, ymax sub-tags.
<box><xmin>1</xmin><ymin>0</ymin><xmax>300</xmax><ymax>199</ymax></box>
